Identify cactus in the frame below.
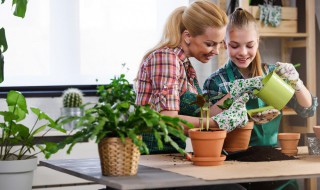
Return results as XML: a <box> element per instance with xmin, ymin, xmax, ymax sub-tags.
<box><xmin>62</xmin><ymin>88</ymin><xmax>83</xmax><ymax>108</ymax></box>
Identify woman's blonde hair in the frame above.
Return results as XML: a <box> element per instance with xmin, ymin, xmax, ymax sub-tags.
<box><xmin>227</xmin><ymin>8</ymin><xmax>263</xmax><ymax>77</ymax></box>
<box><xmin>142</xmin><ymin>0</ymin><xmax>228</xmax><ymax>60</ymax></box>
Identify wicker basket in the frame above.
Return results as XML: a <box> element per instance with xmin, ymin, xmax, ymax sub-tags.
<box><xmin>98</xmin><ymin>137</ymin><xmax>140</xmax><ymax>176</ymax></box>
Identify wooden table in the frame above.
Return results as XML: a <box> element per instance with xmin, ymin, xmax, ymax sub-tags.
<box><xmin>39</xmin><ymin>147</ymin><xmax>320</xmax><ymax>190</ymax></box>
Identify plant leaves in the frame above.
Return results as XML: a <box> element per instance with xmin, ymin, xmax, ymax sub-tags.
<box><xmin>7</xmin><ymin>90</ymin><xmax>28</xmax><ymax>113</ymax></box>
<box><xmin>12</xmin><ymin>0</ymin><xmax>28</xmax><ymax>18</ymax></box>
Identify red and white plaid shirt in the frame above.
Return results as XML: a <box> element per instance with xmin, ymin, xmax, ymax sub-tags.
<box><xmin>135</xmin><ymin>46</ymin><xmax>198</xmax><ymax>112</ymax></box>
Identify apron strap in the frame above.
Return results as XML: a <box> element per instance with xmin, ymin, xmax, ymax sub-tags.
<box><xmin>226</xmin><ymin>62</ymin><xmax>236</xmax><ymax>82</ymax></box>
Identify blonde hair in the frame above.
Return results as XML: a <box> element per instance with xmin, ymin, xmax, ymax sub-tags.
<box><xmin>227</xmin><ymin>8</ymin><xmax>263</xmax><ymax>77</ymax></box>
<box><xmin>140</xmin><ymin>0</ymin><xmax>228</xmax><ymax>62</ymax></box>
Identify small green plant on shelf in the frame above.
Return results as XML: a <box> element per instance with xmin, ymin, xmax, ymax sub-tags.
<box><xmin>62</xmin><ymin>88</ymin><xmax>84</xmax><ymax>108</ymax></box>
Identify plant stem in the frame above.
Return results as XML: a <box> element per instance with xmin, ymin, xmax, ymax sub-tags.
<box><xmin>200</xmin><ymin>109</ymin><xmax>204</xmax><ymax>130</ymax></box>
<box><xmin>206</xmin><ymin>108</ymin><xmax>210</xmax><ymax>131</ymax></box>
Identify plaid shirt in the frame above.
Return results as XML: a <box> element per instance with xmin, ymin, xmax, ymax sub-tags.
<box><xmin>203</xmin><ymin>60</ymin><xmax>317</xmax><ymax>118</ymax></box>
<box><xmin>135</xmin><ymin>46</ymin><xmax>199</xmax><ymax>112</ymax></box>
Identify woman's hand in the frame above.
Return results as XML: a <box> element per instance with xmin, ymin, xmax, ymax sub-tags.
<box><xmin>212</xmin><ymin>93</ymin><xmax>249</xmax><ymax>132</ymax></box>
<box><xmin>227</xmin><ymin>77</ymin><xmax>263</xmax><ymax>99</ymax></box>
<box><xmin>275</xmin><ymin>62</ymin><xmax>303</xmax><ymax>91</ymax></box>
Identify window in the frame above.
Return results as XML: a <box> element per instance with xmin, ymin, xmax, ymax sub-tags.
<box><xmin>0</xmin><ymin>0</ymin><xmax>189</xmax><ymax>88</ymax></box>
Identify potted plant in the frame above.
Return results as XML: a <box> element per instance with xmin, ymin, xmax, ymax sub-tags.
<box><xmin>213</xmin><ymin>94</ymin><xmax>254</xmax><ymax>153</ymax></box>
<box><xmin>188</xmin><ymin>94</ymin><xmax>227</xmax><ymax>166</ymax></box>
<box><xmin>0</xmin><ymin>90</ymin><xmax>65</xmax><ymax>190</ymax></box>
<box><xmin>44</xmin><ymin>74</ymin><xmax>193</xmax><ymax>176</ymax></box>
<box><xmin>60</xmin><ymin>88</ymin><xmax>84</xmax><ymax>130</ymax></box>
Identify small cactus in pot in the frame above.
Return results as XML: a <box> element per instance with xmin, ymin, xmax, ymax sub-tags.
<box><xmin>61</xmin><ymin>88</ymin><xmax>84</xmax><ymax>130</ymax></box>
<box><xmin>62</xmin><ymin>88</ymin><xmax>84</xmax><ymax>108</ymax></box>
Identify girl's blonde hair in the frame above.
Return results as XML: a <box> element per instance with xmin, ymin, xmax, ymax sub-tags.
<box><xmin>141</xmin><ymin>0</ymin><xmax>228</xmax><ymax>61</ymax></box>
<box><xmin>227</xmin><ymin>8</ymin><xmax>263</xmax><ymax>77</ymax></box>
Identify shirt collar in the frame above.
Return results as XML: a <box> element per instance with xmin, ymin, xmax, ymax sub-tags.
<box><xmin>174</xmin><ymin>46</ymin><xmax>197</xmax><ymax>83</ymax></box>
<box><xmin>174</xmin><ymin>46</ymin><xmax>188</xmax><ymax>64</ymax></box>
<box><xmin>226</xmin><ymin>60</ymin><xmax>246</xmax><ymax>80</ymax></box>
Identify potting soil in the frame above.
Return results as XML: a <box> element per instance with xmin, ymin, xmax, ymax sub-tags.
<box><xmin>226</xmin><ymin>146</ymin><xmax>296</xmax><ymax>162</ymax></box>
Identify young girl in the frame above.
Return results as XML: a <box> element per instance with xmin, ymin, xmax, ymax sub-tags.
<box><xmin>203</xmin><ymin>8</ymin><xmax>318</xmax><ymax>190</ymax></box>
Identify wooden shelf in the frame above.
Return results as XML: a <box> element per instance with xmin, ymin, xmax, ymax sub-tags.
<box><xmin>260</xmin><ymin>33</ymin><xmax>308</xmax><ymax>38</ymax></box>
<box><xmin>282</xmin><ymin>107</ymin><xmax>297</xmax><ymax>116</ymax></box>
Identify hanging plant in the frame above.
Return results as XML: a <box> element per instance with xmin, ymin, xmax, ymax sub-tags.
<box><xmin>0</xmin><ymin>0</ymin><xmax>29</xmax><ymax>83</ymax></box>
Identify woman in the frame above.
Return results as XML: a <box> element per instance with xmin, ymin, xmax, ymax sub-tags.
<box><xmin>203</xmin><ymin>8</ymin><xmax>318</xmax><ymax>190</ymax></box>
<box><xmin>135</xmin><ymin>0</ymin><xmax>254</xmax><ymax>160</ymax></box>
<box><xmin>135</xmin><ymin>0</ymin><xmax>250</xmax><ymax>137</ymax></box>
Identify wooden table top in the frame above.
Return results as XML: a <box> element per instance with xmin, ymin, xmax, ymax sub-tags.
<box><xmin>39</xmin><ymin>147</ymin><xmax>320</xmax><ymax>190</ymax></box>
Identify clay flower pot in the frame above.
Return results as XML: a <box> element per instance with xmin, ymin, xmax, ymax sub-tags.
<box><xmin>223</xmin><ymin>121</ymin><xmax>254</xmax><ymax>152</ymax></box>
<box><xmin>189</xmin><ymin>128</ymin><xmax>227</xmax><ymax>158</ymax></box>
<box><xmin>192</xmin><ymin>155</ymin><xmax>226</xmax><ymax>166</ymax></box>
<box><xmin>313</xmin><ymin>126</ymin><xmax>320</xmax><ymax>140</ymax></box>
<box><xmin>278</xmin><ymin>133</ymin><xmax>301</xmax><ymax>156</ymax></box>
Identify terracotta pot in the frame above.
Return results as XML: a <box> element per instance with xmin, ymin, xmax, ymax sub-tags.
<box><xmin>192</xmin><ymin>155</ymin><xmax>226</xmax><ymax>166</ymax></box>
<box><xmin>278</xmin><ymin>133</ymin><xmax>300</xmax><ymax>156</ymax></box>
<box><xmin>188</xmin><ymin>128</ymin><xmax>227</xmax><ymax>158</ymax></box>
<box><xmin>281</xmin><ymin>149</ymin><xmax>298</xmax><ymax>156</ymax></box>
<box><xmin>313</xmin><ymin>126</ymin><xmax>320</xmax><ymax>140</ymax></box>
<box><xmin>223</xmin><ymin>121</ymin><xmax>254</xmax><ymax>152</ymax></box>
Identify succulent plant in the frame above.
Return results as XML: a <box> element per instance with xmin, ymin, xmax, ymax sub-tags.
<box><xmin>62</xmin><ymin>88</ymin><xmax>84</xmax><ymax>108</ymax></box>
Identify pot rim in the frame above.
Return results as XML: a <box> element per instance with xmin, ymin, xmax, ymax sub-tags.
<box><xmin>278</xmin><ymin>133</ymin><xmax>301</xmax><ymax>140</ymax></box>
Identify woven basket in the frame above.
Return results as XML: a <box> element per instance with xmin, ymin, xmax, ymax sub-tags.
<box><xmin>98</xmin><ymin>137</ymin><xmax>140</xmax><ymax>176</ymax></box>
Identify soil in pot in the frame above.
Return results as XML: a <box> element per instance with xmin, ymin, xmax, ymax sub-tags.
<box><xmin>226</xmin><ymin>146</ymin><xmax>296</xmax><ymax>162</ymax></box>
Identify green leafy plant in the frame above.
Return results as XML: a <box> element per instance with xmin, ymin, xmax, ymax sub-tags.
<box><xmin>97</xmin><ymin>74</ymin><xmax>136</xmax><ymax>104</ymax></box>
<box><xmin>44</xmin><ymin>74</ymin><xmax>193</xmax><ymax>158</ymax></box>
<box><xmin>62</xmin><ymin>88</ymin><xmax>84</xmax><ymax>108</ymax></box>
<box><xmin>0</xmin><ymin>90</ymin><xmax>65</xmax><ymax>160</ymax></box>
<box><xmin>0</xmin><ymin>0</ymin><xmax>28</xmax><ymax>83</ymax></box>
<box><xmin>217</xmin><ymin>98</ymin><xmax>234</xmax><ymax>110</ymax></box>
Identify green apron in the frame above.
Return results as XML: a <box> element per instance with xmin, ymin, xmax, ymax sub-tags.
<box><xmin>226</xmin><ymin>66</ymin><xmax>299</xmax><ymax>190</ymax></box>
<box><xmin>142</xmin><ymin>66</ymin><xmax>202</xmax><ymax>154</ymax></box>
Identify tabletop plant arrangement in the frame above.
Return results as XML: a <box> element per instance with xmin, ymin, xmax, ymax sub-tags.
<box><xmin>44</xmin><ymin>73</ymin><xmax>193</xmax><ymax>176</ymax></box>
<box><xmin>0</xmin><ymin>90</ymin><xmax>65</xmax><ymax>190</ymax></box>
<box><xmin>188</xmin><ymin>93</ymin><xmax>227</xmax><ymax>166</ymax></box>
<box><xmin>60</xmin><ymin>88</ymin><xmax>84</xmax><ymax>130</ymax></box>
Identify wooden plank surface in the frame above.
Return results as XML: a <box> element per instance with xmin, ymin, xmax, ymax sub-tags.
<box><xmin>39</xmin><ymin>147</ymin><xmax>320</xmax><ymax>190</ymax></box>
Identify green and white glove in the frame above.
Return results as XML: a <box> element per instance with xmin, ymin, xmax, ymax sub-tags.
<box><xmin>250</xmin><ymin>108</ymin><xmax>280</xmax><ymax>125</ymax></box>
<box><xmin>212</xmin><ymin>93</ymin><xmax>249</xmax><ymax>132</ymax></box>
<box><xmin>227</xmin><ymin>77</ymin><xmax>263</xmax><ymax>99</ymax></box>
<box><xmin>275</xmin><ymin>62</ymin><xmax>303</xmax><ymax>91</ymax></box>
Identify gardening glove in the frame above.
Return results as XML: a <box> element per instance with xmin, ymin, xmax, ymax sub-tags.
<box><xmin>250</xmin><ymin>108</ymin><xmax>280</xmax><ymax>125</ymax></box>
<box><xmin>212</xmin><ymin>93</ymin><xmax>249</xmax><ymax>132</ymax></box>
<box><xmin>227</xmin><ymin>77</ymin><xmax>263</xmax><ymax>100</ymax></box>
<box><xmin>275</xmin><ymin>62</ymin><xmax>303</xmax><ymax>91</ymax></box>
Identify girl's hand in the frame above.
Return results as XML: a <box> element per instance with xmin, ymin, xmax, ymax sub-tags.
<box><xmin>250</xmin><ymin>108</ymin><xmax>280</xmax><ymax>125</ymax></box>
<box><xmin>212</xmin><ymin>93</ymin><xmax>249</xmax><ymax>132</ymax></box>
<box><xmin>275</xmin><ymin>62</ymin><xmax>303</xmax><ymax>91</ymax></box>
<box><xmin>227</xmin><ymin>77</ymin><xmax>263</xmax><ymax>99</ymax></box>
